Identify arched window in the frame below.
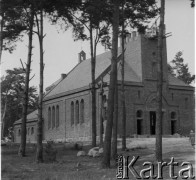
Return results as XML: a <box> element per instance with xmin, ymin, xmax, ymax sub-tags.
<box><xmin>48</xmin><ymin>107</ymin><xmax>51</xmax><ymax>129</ymax></box>
<box><xmin>137</xmin><ymin>110</ymin><xmax>143</xmax><ymax>118</ymax></box>
<box><xmin>28</xmin><ymin>128</ymin><xmax>30</xmax><ymax>135</ymax></box>
<box><xmin>31</xmin><ymin>127</ymin><xmax>34</xmax><ymax>134</ymax></box>
<box><xmin>136</xmin><ymin>110</ymin><xmax>143</xmax><ymax>135</ymax></box>
<box><xmin>171</xmin><ymin>112</ymin><xmax>176</xmax><ymax>120</ymax></box>
<box><xmin>75</xmin><ymin>100</ymin><xmax>79</xmax><ymax>124</ymax></box>
<box><xmin>185</xmin><ymin>98</ymin><xmax>188</xmax><ymax>109</ymax></box>
<box><xmin>80</xmin><ymin>99</ymin><xmax>84</xmax><ymax>123</ymax></box>
<box><xmin>71</xmin><ymin>101</ymin><xmax>74</xmax><ymax>126</ymax></box>
<box><xmin>56</xmin><ymin>105</ymin><xmax>59</xmax><ymax>127</ymax></box>
<box><xmin>18</xmin><ymin>129</ymin><xmax>21</xmax><ymax>136</ymax></box>
<box><xmin>52</xmin><ymin>106</ymin><xmax>55</xmax><ymax>129</ymax></box>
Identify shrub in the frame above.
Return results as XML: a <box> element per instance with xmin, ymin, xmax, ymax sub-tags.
<box><xmin>71</xmin><ymin>142</ymin><xmax>83</xmax><ymax>151</ymax></box>
<box><xmin>44</xmin><ymin>141</ymin><xmax>57</xmax><ymax>162</ymax></box>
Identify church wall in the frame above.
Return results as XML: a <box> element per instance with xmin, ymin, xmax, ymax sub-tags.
<box><xmin>141</xmin><ymin>36</ymin><xmax>168</xmax><ymax>82</ymax></box>
<box><xmin>124</xmin><ymin>35</ymin><xmax>142</xmax><ymax>80</ymax></box>
<box><xmin>168</xmin><ymin>87</ymin><xmax>195</xmax><ymax>135</ymax></box>
<box><xmin>40</xmin><ymin>33</ymin><xmax>194</xmax><ymax>142</ymax></box>
<box><xmin>43</xmin><ymin>90</ymin><xmax>91</xmax><ymax>142</ymax></box>
<box><xmin>116</xmin><ymin>79</ymin><xmax>194</xmax><ymax>137</ymax></box>
<box><xmin>14</xmin><ymin>121</ymin><xmax>37</xmax><ymax>143</ymax></box>
<box><xmin>43</xmin><ymin>99</ymin><xmax>65</xmax><ymax>142</ymax></box>
<box><xmin>117</xmin><ymin>85</ymin><xmax>145</xmax><ymax>136</ymax></box>
<box><xmin>65</xmin><ymin>91</ymin><xmax>91</xmax><ymax>142</ymax></box>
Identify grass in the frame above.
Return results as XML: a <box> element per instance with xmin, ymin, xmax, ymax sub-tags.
<box><xmin>1</xmin><ymin>138</ymin><xmax>195</xmax><ymax>180</ymax></box>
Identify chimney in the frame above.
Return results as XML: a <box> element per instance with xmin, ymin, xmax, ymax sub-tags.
<box><xmin>131</xmin><ymin>31</ymin><xmax>137</xmax><ymax>40</ymax></box>
<box><xmin>78</xmin><ymin>50</ymin><xmax>86</xmax><ymax>63</ymax></box>
<box><xmin>119</xmin><ymin>33</ymin><xmax>131</xmax><ymax>48</ymax></box>
<box><xmin>61</xmin><ymin>73</ymin><xmax>67</xmax><ymax>79</ymax></box>
<box><xmin>126</xmin><ymin>34</ymin><xmax>131</xmax><ymax>43</ymax></box>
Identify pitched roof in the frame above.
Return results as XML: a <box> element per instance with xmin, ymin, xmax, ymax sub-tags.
<box><xmin>168</xmin><ymin>74</ymin><xmax>192</xmax><ymax>87</ymax></box>
<box><xmin>14</xmin><ymin>110</ymin><xmax>38</xmax><ymax>125</ymax></box>
<box><xmin>43</xmin><ymin>35</ymin><xmax>193</xmax><ymax>100</ymax></box>
<box><xmin>117</xmin><ymin>60</ymin><xmax>141</xmax><ymax>82</ymax></box>
<box><xmin>44</xmin><ymin>45</ymin><xmax>144</xmax><ymax>100</ymax></box>
<box><xmin>45</xmin><ymin>78</ymin><xmax>62</xmax><ymax>92</ymax></box>
<box><xmin>44</xmin><ymin>50</ymin><xmax>113</xmax><ymax>99</ymax></box>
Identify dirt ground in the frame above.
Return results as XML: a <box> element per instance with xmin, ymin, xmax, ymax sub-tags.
<box><xmin>1</xmin><ymin>138</ymin><xmax>195</xmax><ymax>180</ymax></box>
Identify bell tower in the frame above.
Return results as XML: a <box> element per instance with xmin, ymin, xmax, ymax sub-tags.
<box><xmin>78</xmin><ymin>50</ymin><xmax>86</xmax><ymax>63</ymax></box>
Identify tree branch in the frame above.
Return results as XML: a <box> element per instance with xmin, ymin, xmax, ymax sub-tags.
<box><xmin>20</xmin><ymin>59</ymin><xmax>26</xmax><ymax>72</ymax></box>
<box><xmin>23</xmin><ymin>7</ymin><xmax>31</xmax><ymax>28</ymax></box>
<box><xmin>35</xmin><ymin>13</ymin><xmax>40</xmax><ymax>36</ymax></box>
<box><xmin>32</xmin><ymin>30</ymin><xmax>39</xmax><ymax>35</ymax></box>
<box><xmin>29</xmin><ymin>74</ymin><xmax>35</xmax><ymax>81</ymax></box>
<box><xmin>70</xmin><ymin>12</ymin><xmax>90</xmax><ymax>31</ymax></box>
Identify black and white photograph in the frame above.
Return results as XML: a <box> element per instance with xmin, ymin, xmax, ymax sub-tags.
<box><xmin>1</xmin><ymin>0</ymin><xmax>195</xmax><ymax>179</ymax></box>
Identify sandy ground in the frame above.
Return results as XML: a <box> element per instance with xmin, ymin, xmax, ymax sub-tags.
<box><xmin>1</xmin><ymin>137</ymin><xmax>195</xmax><ymax>180</ymax></box>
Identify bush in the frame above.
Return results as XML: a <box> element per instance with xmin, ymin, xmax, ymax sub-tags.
<box><xmin>44</xmin><ymin>141</ymin><xmax>57</xmax><ymax>162</ymax></box>
<box><xmin>71</xmin><ymin>142</ymin><xmax>83</xmax><ymax>151</ymax></box>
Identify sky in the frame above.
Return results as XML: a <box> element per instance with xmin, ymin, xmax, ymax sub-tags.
<box><xmin>1</xmin><ymin>0</ymin><xmax>195</xmax><ymax>90</ymax></box>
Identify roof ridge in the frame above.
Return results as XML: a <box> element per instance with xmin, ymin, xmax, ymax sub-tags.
<box><xmin>14</xmin><ymin>110</ymin><xmax>38</xmax><ymax>124</ymax></box>
<box><xmin>44</xmin><ymin>60</ymin><xmax>84</xmax><ymax>99</ymax></box>
<box><xmin>44</xmin><ymin>78</ymin><xmax>63</xmax><ymax>97</ymax></box>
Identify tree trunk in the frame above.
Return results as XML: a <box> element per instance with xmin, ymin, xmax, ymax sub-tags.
<box><xmin>156</xmin><ymin>0</ymin><xmax>165</xmax><ymax>162</ymax></box>
<box><xmin>90</xmin><ymin>20</ymin><xmax>97</xmax><ymax>147</ymax></box>
<box><xmin>99</xmin><ymin>78</ymin><xmax>104</xmax><ymax>147</ymax></box>
<box><xmin>0</xmin><ymin>6</ymin><xmax>4</xmax><ymax>63</ymax></box>
<box><xmin>36</xmin><ymin>9</ymin><xmax>44</xmax><ymax>163</ymax></box>
<box><xmin>111</xmin><ymin>79</ymin><xmax>118</xmax><ymax>160</ymax></box>
<box><xmin>121</xmin><ymin>2</ymin><xmax>126</xmax><ymax>151</ymax></box>
<box><xmin>18</xmin><ymin>7</ymin><xmax>34</xmax><ymax>157</ymax></box>
<box><xmin>102</xmin><ymin>0</ymin><xmax>119</xmax><ymax>168</ymax></box>
<box><xmin>1</xmin><ymin>97</ymin><xmax>7</xmax><ymax>138</ymax></box>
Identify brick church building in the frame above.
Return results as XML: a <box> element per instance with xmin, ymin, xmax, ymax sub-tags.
<box><xmin>14</xmin><ymin>32</ymin><xmax>195</xmax><ymax>143</ymax></box>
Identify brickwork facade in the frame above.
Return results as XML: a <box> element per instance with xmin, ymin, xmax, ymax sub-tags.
<box><xmin>13</xmin><ymin>33</ymin><xmax>195</xmax><ymax>143</ymax></box>
<box><xmin>14</xmin><ymin>121</ymin><xmax>37</xmax><ymax>143</ymax></box>
<box><xmin>43</xmin><ymin>90</ymin><xmax>92</xmax><ymax>142</ymax></box>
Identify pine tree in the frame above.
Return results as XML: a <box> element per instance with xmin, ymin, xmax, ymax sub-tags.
<box><xmin>102</xmin><ymin>0</ymin><xmax>119</xmax><ymax>168</ymax></box>
<box><xmin>120</xmin><ymin>0</ymin><xmax>127</xmax><ymax>151</ymax></box>
<box><xmin>168</xmin><ymin>51</ymin><xmax>195</xmax><ymax>85</ymax></box>
<box><xmin>18</xmin><ymin>4</ymin><xmax>35</xmax><ymax>157</ymax></box>
<box><xmin>69</xmin><ymin>0</ymin><xmax>110</xmax><ymax>147</ymax></box>
<box><xmin>0</xmin><ymin>0</ymin><xmax>27</xmax><ymax>63</ymax></box>
<box><xmin>34</xmin><ymin>3</ymin><xmax>44</xmax><ymax>163</ymax></box>
<box><xmin>1</xmin><ymin>68</ymin><xmax>38</xmax><ymax>138</ymax></box>
<box><xmin>190</xmin><ymin>0</ymin><xmax>195</xmax><ymax>7</ymax></box>
<box><xmin>156</xmin><ymin>0</ymin><xmax>165</xmax><ymax>162</ymax></box>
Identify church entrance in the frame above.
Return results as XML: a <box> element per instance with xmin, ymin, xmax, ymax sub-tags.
<box><xmin>171</xmin><ymin>120</ymin><xmax>177</xmax><ymax>135</ymax></box>
<box><xmin>137</xmin><ymin>120</ymin><xmax>142</xmax><ymax>135</ymax></box>
<box><xmin>150</xmin><ymin>111</ymin><xmax>156</xmax><ymax>135</ymax></box>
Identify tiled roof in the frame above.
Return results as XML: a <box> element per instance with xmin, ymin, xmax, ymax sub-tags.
<box><xmin>14</xmin><ymin>110</ymin><xmax>38</xmax><ymax>125</ymax></box>
<box><xmin>44</xmin><ymin>77</ymin><xmax>63</xmax><ymax>96</ymax></box>
<box><xmin>44</xmin><ymin>45</ymin><xmax>143</xmax><ymax>100</ymax></box>
<box><xmin>117</xmin><ymin>61</ymin><xmax>141</xmax><ymax>82</ymax></box>
<box><xmin>45</xmin><ymin>78</ymin><xmax>62</xmax><ymax>92</ymax></box>
<box><xmin>44</xmin><ymin>50</ymin><xmax>113</xmax><ymax>98</ymax></box>
<box><xmin>43</xmin><ymin>36</ymin><xmax>193</xmax><ymax>100</ymax></box>
<box><xmin>168</xmin><ymin>74</ymin><xmax>192</xmax><ymax>87</ymax></box>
